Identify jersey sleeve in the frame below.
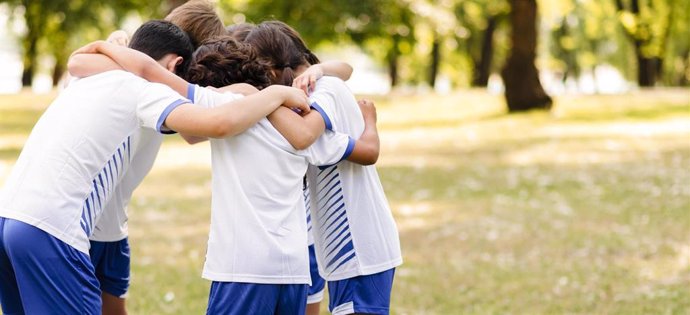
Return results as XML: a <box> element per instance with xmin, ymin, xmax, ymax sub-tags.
<box><xmin>135</xmin><ymin>82</ymin><xmax>191</xmax><ymax>134</ymax></box>
<box><xmin>308</xmin><ymin>79</ymin><xmax>340</xmax><ymax>131</ymax></box>
<box><xmin>297</xmin><ymin>130</ymin><xmax>355</xmax><ymax>167</ymax></box>
<box><xmin>190</xmin><ymin>84</ymin><xmax>244</xmax><ymax>109</ymax></box>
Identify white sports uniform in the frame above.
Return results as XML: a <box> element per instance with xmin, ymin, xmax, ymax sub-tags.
<box><xmin>90</xmin><ymin>129</ymin><xmax>163</xmax><ymax>242</ymax></box>
<box><xmin>188</xmin><ymin>85</ymin><xmax>355</xmax><ymax>284</ymax></box>
<box><xmin>305</xmin><ymin>77</ymin><xmax>403</xmax><ymax>281</ymax></box>
<box><xmin>0</xmin><ymin>70</ymin><xmax>188</xmax><ymax>254</ymax></box>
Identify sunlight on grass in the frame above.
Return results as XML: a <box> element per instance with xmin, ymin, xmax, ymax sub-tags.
<box><xmin>0</xmin><ymin>88</ymin><xmax>689</xmax><ymax>314</ymax></box>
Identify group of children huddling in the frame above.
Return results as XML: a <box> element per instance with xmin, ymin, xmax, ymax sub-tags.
<box><xmin>0</xmin><ymin>1</ymin><xmax>402</xmax><ymax>314</ymax></box>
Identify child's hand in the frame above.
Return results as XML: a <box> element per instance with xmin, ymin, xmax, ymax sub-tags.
<box><xmin>275</xmin><ymin>86</ymin><xmax>310</xmax><ymax>115</ymax></box>
<box><xmin>292</xmin><ymin>64</ymin><xmax>323</xmax><ymax>94</ymax></box>
<box><xmin>357</xmin><ymin>99</ymin><xmax>377</xmax><ymax>123</ymax></box>
<box><xmin>106</xmin><ymin>30</ymin><xmax>129</xmax><ymax>47</ymax></box>
<box><xmin>70</xmin><ymin>40</ymin><xmax>106</xmax><ymax>57</ymax></box>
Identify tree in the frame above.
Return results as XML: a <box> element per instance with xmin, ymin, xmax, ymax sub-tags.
<box><xmin>660</xmin><ymin>0</ymin><xmax>690</xmax><ymax>85</ymax></box>
<box><xmin>236</xmin><ymin>0</ymin><xmax>415</xmax><ymax>87</ymax></box>
<box><xmin>614</xmin><ymin>0</ymin><xmax>673</xmax><ymax>87</ymax></box>
<box><xmin>501</xmin><ymin>0</ymin><xmax>552</xmax><ymax>112</ymax></box>
<box><xmin>455</xmin><ymin>0</ymin><xmax>509</xmax><ymax>87</ymax></box>
<box><xmin>3</xmin><ymin>0</ymin><xmax>162</xmax><ymax>87</ymax></box>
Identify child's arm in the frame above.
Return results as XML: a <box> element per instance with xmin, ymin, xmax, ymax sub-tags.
<box><xmin>66</xmin><ymin>31</ymin><xmax>131</xmax><ymax>80</ymax></box>
<box><xmin>267</xmin><ymin>109</ymin><xmax>328</xmax><ymax>150</ymax></box>
<box><xmin>292</xmin><ymin>61</ymin><xmax>353</xmax><ymax>94</ymax></box>
<box><xmin>164</xmin><ymin>84</ymin><xmax>308</xmax><ymax>138</ymax></box>
<box><xmin>106</xmin><ymin>30</ymin><xmax>129</xmax><ymax>47</ymax></box>
<box><xmin>69</xmin><ymin>41</ymin><xmax>315</xmax><ymax>138</ymax></box>
<box><xmin>179</xmin><ymin>84</ymin><xmax>260</xmax><ymax>144</ymax></box>
<box><xmin>68</xmin><ymin>40</ymin><xmax>188</xmax><ymax>96</ymax></box>
<box><xmin>267</xmin><ymin>99</ymin><xmax>380</xmax><ymax>165</ymax></box>
<box><xmin>347</xmin><ymin>99</ymin><xmax>379</xmax><ymax>165</ymax></box>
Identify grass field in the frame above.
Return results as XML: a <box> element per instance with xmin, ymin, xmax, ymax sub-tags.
<box><xmin>1</xmin><ymin>88</ymin><xmax>689</xmax><ymax>314</ymax></box>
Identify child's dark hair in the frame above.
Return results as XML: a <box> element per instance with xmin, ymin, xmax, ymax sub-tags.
<box><xmin>263</xmin><ymin>21</ymin><xmax>320</xmax><ymax>65</ymax></box>
<box><xmin>244</xmin><ymin>21</ymin><xmax>314</xmax><ymax>86</ymax></box>
<box><xmin>129</xmin><ymin>20</ymin><xmax>194</xmax><ymax>77</ymax></box>
<box><xmin>184</xmin><ymin>36</ymin><xmax>271</xmax><ymax>89</ymax></box>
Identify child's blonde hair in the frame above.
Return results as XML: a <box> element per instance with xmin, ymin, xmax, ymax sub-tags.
<box><xmin>165</xmin><ymin>0</ymin><xmax>226</xmax><ymax>48</ymax></box>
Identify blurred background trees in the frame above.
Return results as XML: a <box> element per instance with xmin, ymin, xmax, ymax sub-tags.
<box><xmin>1</xmin><ymin>0</ymin><xmax>688</xmax><ymax>111</ymax></box>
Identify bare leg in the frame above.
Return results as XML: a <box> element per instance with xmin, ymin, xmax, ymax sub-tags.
<box><xmin>101</xmin><ymin>292</ymin><xmax>127</xmax><ymax>315</ymax></box>
<box><xmin>306</xmin><ymin>302</ymin><xmax>321</xmax><ymax>315</ymax></box>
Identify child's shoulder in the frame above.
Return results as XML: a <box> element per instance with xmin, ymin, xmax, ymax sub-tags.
<box><xmin>315</xmin><ymin>75</ymin><xmax>347</xmax><ymax>88</ymax></box>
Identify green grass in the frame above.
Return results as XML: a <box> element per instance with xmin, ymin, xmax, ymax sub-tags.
<box><xmin>1</xmin><ymin>88</ymin><xmax>689</xmax><ymax>314</ymax></box>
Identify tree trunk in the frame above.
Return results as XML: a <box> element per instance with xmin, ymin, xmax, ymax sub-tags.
<box><xmin>472</xmin><ymin>15</ymin><xmax>497</xmax><ymax>87</ymax></box>
<box><xmin>615</xmin><ymin>0</ymin><xmax>661</xmax><ymax>87</ymax></box>
<box><xmin>636</xmin><ymin>51</ymin><xmax>659</xmax><ymax>87</ymax></box>
<box><xmin>388</xmin><ymin>36</ymin><xmax>400</xmax><ymax>87</ymax></box>
<box><xmin>52</xmin><ymin>59</ymin><xmax>66</xmax><ymax>86</ymax></box>
<box><xmin>21</xmin><ymin>37</ymin><xmax>37</xmax><ymax>87</ymax></box>
<box><xmin>678</xmin><ymin>49</ymin><xmax>690</xmax><ymax>86</ymax></box>
<box><xmin>21</xmin><ymin>12</ymin><xmax>40</xmax><ymax>87</ymax></box>
<box><xmin>501</xmin><ymin>0</ymin><xmax>552</xmax><ymax>112</ymax></box>
<box><xmin>388</xmin><ymin>52</ymin><xmax>399</xmax><ymax>87</ymax></box>
<box><xmin>429</xmin><ymin>35</ymin><xmax>440</xmax><ymax>88</ymax></box>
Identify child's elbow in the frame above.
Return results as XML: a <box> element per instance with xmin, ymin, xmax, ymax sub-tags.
<box><xmin>292</xmin><ymin>141</ymin><xmax>310</xmax><ymax>151</ymax></box>
<box><xmin>361</xmin><ymin>151</ymin><xmax>379</xmax><ymax>165</ymax></box>
<box><xmin>290</xmin><ymin>132</ymin><xmax>319</xmax><ymax>151</ymax></box>
<box><xmin>66</xmin><ymin>56</ymin><xmax>84</xmax><ymax>78</ymax></box>
<box><xmin>211</xmin><ymin>123</ymin><xmax>234</xmax><ymax>138</ymax></box>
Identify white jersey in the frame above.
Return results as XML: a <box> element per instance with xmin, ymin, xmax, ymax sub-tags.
<box><xmin>190</xmin><ymin>85</ymin><xmax>354</xmax><ymax>284</ymax></box>
<box><xmin>90</xmin><ymin>129</ymin><xmax>163</xmax><ymax>242</ymax></box>
<box><xmin>305</xmin><ymin>77</ymin><xmax>402</xmax><ymax>281</ymax></box>
<box><xmin>304</xmin><ymin>179</ymin><xmax>314</xmax><ymax>246</ymax></box>
<box><xmin>0</xmin><ymin>70</ymin><xmax>188</xmax><ymax>254</ymax></box>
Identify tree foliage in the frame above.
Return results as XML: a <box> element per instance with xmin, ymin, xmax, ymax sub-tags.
<box><xmin>1</xmin><ymin>0</ymin><xmax>163</xmax><ymax>86</ymax></box>
<box><xmin>224</xmin><ymin>0</ymin><xmax>415</xmax><ymax>87</ymax></box>
<box><xmin>3</xmin><ymin>0</ymin><xmax>689</xmax><ymax>90</ymax></box>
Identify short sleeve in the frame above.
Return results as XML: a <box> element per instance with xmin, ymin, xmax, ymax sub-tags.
<box><xmin>191</xmin><ymin>84</ymin><xmax>244</xmax><ymax>109</ymax></box>
<box><xmin>309</xmin><ymin>79</ymin><xmax>340</xmax><ymax>131</ymax></box>
<box><xmin>298</xmin><ymin>130</ymin><xmax>355</xmax><ymax>167</ymax></box>
<box><xmin>135</xmin><ymin>81</ymin><xmax>190</xmax><ymax>134</ymax></box>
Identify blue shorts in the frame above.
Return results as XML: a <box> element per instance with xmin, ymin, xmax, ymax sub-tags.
<box><xmin>328</xmin><ymin>268</ymin><xmax>396</xmax><ymax>315</ymax></box>
<box><xmin>206</xmin><ymin>281</ymin><xmax>307</xmax><ymax>315</ymax></box>
<box><xmin>0</xmin><ymin>217</ymin><xmax>101</xmax><ymax>315</ymax></box>
<box><xmin>307</xmin><ymin>244</ymin><xmax>325</xmax><ymax>304</ymax></box>
<box><xmin>89</xmin><ymin>238</ymin><xmax>131</xmax><ymax>298</ymax></box>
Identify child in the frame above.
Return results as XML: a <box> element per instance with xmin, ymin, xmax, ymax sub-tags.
<box><xmin>209</xmin><ymin>23</ymin><xmax>368</xmax><ymax>313</ymax></box>
<box><xmin>247</xmin><ymin>21</ymin><xmax>403</xmax><ymax>315</ymax></box>
<box><xmin>0</xmin><ymin>20</ymin><xmax>309</xmax><ymax>314</ymax></box>
<box><xmin>89</xmin><ymin>3</ymin><xmax>227</xmax><ymax>314</ymax></box>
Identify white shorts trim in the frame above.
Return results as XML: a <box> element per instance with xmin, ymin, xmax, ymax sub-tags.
<box><xmin>307</xmin><ymin>288</ymin><xmax>325</xmax><ymax>304</ymax></box>
<box><xmin>331</xmin><ymin>301</ymin><xmax>355</xmax><ymax>315</ymax></box>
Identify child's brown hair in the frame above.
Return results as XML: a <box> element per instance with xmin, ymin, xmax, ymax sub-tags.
<box><xmin>244</xmin><ymin>21</ymin><xmax>313</xmax><ymax>86</ymax></box>
<box><xmin>184</xmin><ymin>36</ymin><xmax>271</xmax><ymax>89</ymax></box>
<box><xmin>165</xmin><ymin>0</ymin><xmax>226</xmax><ymax>48</ymax></box>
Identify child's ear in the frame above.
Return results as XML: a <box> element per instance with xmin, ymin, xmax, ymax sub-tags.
<box><xmin>167</xmin><ymin>56</ymin><xmax>183</xmax><ymax>72</ymax></box>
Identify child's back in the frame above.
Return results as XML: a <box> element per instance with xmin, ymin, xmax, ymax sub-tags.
<box><xmin>189</xmin><ymin>85</ymin><xmax>353</xmax><ymax>284</ymax></box>
<box><xmin>0</xmin><ymin>70</ymin><xmax>187</xmax><ymax>253</ymax></box>
<box><xmin>305</xmin><ymin>76</ymin><xmax>402</xmax><ymax>280</ymax></box>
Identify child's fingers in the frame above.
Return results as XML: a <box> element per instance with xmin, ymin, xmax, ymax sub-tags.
<box><xmin>309</xmin><ymin>76</ymin><xmax>316</xmax><ymax>93</ymax></box>
<box><xmin>292</xmin><ymin>77</ymin><xmax>309</xmax><ymax>94</ymax></box>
